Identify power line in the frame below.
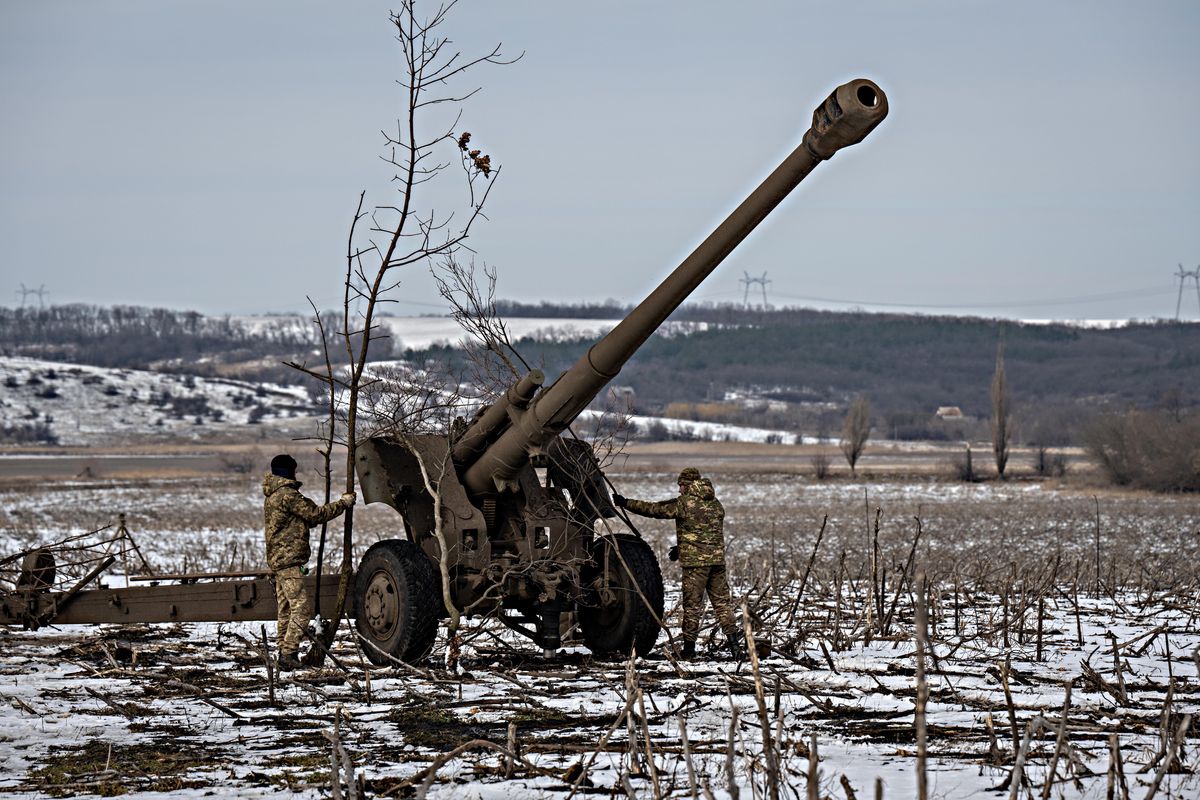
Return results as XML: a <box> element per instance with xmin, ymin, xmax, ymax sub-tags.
<box><xmin>739</xmin><ymin>271</ymin><xmax>771</xmax><ymax>309</ymax></box>
<box><xmin>692</xmin><ymin>284</ymin><xmax>1174</xmax><ymax>311</ymax></box>
<box><xmin>14</xmin><ymin>283</ymin><xmax>49</xmax><ymax>309</ymax></box>
<box><xmin>1174</xmin><ymin>263</ymin><xmax>1200</xmax><ymax>320</ymax></box>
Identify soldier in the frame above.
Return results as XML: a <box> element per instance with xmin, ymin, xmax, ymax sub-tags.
<box><xmin>262</xmin><ymin>454</ymin><xmax>356</xmax><ymax>671</ymax></box>
<box><xmin>613</xmin><ymin>467</ymin><xmax>746</xmax><ymax>661</ymax></box>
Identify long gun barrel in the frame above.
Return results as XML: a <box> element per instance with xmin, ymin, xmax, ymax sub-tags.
<box><xmin>462</xmin><ymin>79</ymin><xmax>889</xmax><ymax>495</ymax></box>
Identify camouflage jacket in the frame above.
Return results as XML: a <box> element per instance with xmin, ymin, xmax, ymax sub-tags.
<box><xmin>262</xmin><ymin>474</ymin><xmax>348</xmax><ymax>572</ymax></box>
<box><xmin>623</xmin><ymin>478</ymin><xmax>726</xmax><ymax>567</ymax></box>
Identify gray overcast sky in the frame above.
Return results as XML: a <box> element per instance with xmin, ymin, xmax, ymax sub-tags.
<box><xmin>2</xmin><ymin>1</ymin><xmax>1198</xmax><ymax>320</ymax></box>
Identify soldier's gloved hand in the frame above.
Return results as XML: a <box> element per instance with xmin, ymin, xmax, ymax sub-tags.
<box><xmin>340</xmin><ymin>491</ymin><xmax>357</xmax><ymax>507</ymax></box>
<box><xmin>668</xmin><ymin>545</ymin><xmax>679</xmax><ymax>562</ymax></box>
<box><xmin>611</xmin><ymin>493</ymin><xmax>626</xmax><ymax>508</ymax></box>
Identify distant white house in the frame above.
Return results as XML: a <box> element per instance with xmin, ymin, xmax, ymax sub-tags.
<box><xmin>935</xmin><ymin>405</ymin><xmax>964</xmax><ymax>419</ymax></box>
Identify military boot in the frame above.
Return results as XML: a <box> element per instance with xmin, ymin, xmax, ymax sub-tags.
<box><xmin>680</xmin><ymin>640</ymin><xmax>697</xmax><ymax>661</ymax></box>
<box><xmin>727</xmin><ymin>632</ymin><xmax>747</xmax><ymax>661</ymax></box>
<box><xmin>277</xmin><ymin>650</ymin><xmax>302</xmax><ymax>672</ymax></box>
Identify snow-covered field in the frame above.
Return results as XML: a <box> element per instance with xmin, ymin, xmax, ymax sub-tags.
<box><xmin>0</xmin><ymin>357</ymin><xmax>314</xmax><ymax>446</ymax></box>
<box><xmin>2</xmin><ymin>589</ymin><xmax>1194</xmax><ymax>799</ymax></box>
<box><xmin>1</xmin><ymin>473</ymin><xmax>1197</xmax><ymax>798</ymax></box>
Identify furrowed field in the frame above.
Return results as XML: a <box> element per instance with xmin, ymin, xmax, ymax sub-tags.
<box><xmin>1</xmin><ymin>456</ymin><xmax>1197</xmax><ymax>799</ymax></box>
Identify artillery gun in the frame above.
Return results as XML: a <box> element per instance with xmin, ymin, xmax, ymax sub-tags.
<box><xmin>1</xmin><ymin>80</ymin><xmax>887</xmax><ymax>657</ymax></box>
<box><xmin>351</xmin><ymin>79</ymin><xmax>889</xmax><ymax>664</ymax></box>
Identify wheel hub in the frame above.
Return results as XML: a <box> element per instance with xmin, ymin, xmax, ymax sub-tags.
<box><xmin>363</xmin><ymin>571</ymin><xmax>398</xmax><ymax>637</ymax></box>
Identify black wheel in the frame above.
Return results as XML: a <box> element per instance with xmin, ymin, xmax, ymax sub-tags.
<box><xmin>579</xmin><ymin>535</ymin><xmax>664</xmax><ymax>657</ymax></box>
<box><xmin>354</xmin><ymin>539</ymin><xmax>440</xmax><ymax>665</ymax></box>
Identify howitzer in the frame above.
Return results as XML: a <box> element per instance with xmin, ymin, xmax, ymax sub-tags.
<box><xmin>353</xmin><ymin>79</ymin><xmax>888</xmax><ymax>662</ymax></box>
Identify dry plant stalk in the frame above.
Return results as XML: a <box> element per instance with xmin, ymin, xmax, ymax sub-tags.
<box><xmin>678</xmin><ymin>713</ymin><xmax>699</xmax><ymax>800</ymax></box>
<box><xmin>1001</xmin><ymin>657</ymin><xmax>1019</xmax><ymax>759</ymax></box>
<box><xmin>726</xmin><ymin>700</ymin><xmax>741</xmax><ymax>800</ymax></box>
<box><xmin>321</xmin><ymin>706</ymin><xmax>359</xmax><ymax>800</ymax></box>
<box><xmin>914</xmin><ymin>571</ymin><xmax>929</xmax><ymax>800</ymax></box>
<box><xmin>1040</xmin><ymin>682</ymin><xmax>1072</xmax><ymax>800</ymax></box>
<box><xmin>742</xmin><ymin>599</ymin><xmax>780</xmax><ymax>800</ymax></box>
<box><xmin>1107</xmin><ymin>731</ymin><xmax>1129</xmax><ymax>800</ymax></box>
<box><xmin>807</xmin><ymin>733</ymin><xmax>820</xmax><ymax>800</ymax></box>
<box><xmin>1143</xmin><ymin>714</ymin><xmax>1192</xmax><ymax>800</ymax></box>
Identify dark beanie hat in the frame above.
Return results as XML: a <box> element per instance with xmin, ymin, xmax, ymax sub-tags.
<box><xmin>270</xmin><ymin>454</ymin><xmax>297</xmax><ymax>479</ymax></box>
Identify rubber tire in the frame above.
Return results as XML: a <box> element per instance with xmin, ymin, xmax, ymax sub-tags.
<box><xmin>353</xmin><ymin>539</ymin><xmax>440</xmax><ymax>665</ymax></box>
<box><xmin>579</xmin><ymin>535</ymin><xmax>664</xmax><ymax>657</ymax></box>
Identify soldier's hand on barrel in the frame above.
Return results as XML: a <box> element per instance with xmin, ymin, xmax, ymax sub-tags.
<box><xmin>668</xmin><ymin>545</ymin><xmax>679</xmax><ymax>562</ymax></box>
<box><xmin>611</xmin><ymin>493</ymin><xmax>626</xmax><ymax>508</ymax></box>
<box><xmin>341</xmin><ymin>491</ymin><xmax>357</xmax><ymax>507</ymax></box>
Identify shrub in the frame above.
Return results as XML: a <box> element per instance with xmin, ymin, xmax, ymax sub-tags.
<box><xmin>641</xmin><ymin>419</ymin><xmax>670</xmax><ymax>442</ymax></box>
<box><xmin>1084</xmin><ymin>410</ymin><xmax>1200</xmax><ymax>492</ymax></box>
<box><xmin>1034</xmin><ymin>446</ymin><xmax>1069</xmax><ymax>478</ymax></box>
<box><xmin>811</xmin><ymin>451</ymin><xmax>831</xmax><ymax>480</ymax></box>
<box><xmin>168</xmin><ymin>395</ymin><xmax>212</xmax><ymax>419</ymax></box>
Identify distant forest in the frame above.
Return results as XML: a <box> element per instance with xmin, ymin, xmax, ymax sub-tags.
<box><xmin>413</xmin><ymin>303</ymin><xmax>1200</xmax><ymax>443</ymax></box>
<box><xmin>2</xmin><ymin>303</ymin><xmax>1197</xmax><ymax>445</ymax></box>
<box><xmin>0</xmin><ymin>305</ymin><xmax>329</xmax><ymax>377</ymax></box>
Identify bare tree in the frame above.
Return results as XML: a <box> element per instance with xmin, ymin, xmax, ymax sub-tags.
<box><xmin>294</xmin><ymin>2</ymin><xmax>517</xmax><ymax>663</ymax></box>
<box><xmin>434</xmin><ymin>255</ymin><xmax>635</xmax><ymax>471</ymax></box>
<box><xmin>991</xmin><ymin>342</ymin><xmax>1012</xmax><ymax>478</ymax></box>
<box><xmin>840</xmin><ymin>394</ymin><xmax>871</xmax><ymax>476</ymax></box>
<box><xmin>433</xmin><ymin>256</ymin><xmax>526</xmax><ymax>395</ymax></box>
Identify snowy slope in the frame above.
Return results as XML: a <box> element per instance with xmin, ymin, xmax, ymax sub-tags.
<box><xmin>0</xmin><ymin>357</ymin><xmax>314</xmax><ymax>446</ymax></box>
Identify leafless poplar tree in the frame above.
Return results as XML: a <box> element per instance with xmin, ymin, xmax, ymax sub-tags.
<box><xmin>840</xmin><ymin>394</ymin><xmax>871</xmax><ymax>476</ymax></box>
<box><xmin>294</xmin><ymin>2</ymin><xmax>517</xmax><ymax>663</ymax></box>
<box><xmin>991</xmin><ymin>342</ymin><xmax>1012</xmax><ymax>478</ymax></box>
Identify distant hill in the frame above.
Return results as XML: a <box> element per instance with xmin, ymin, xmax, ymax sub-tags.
<box><xmin>406</xmin><ymin>306</ymin><xmax>1200</xmax><ymax>443</ymax></box>
<box><xmin>2</xmin><ymin>303</ymin><xmax>1196</xmax><ymax>446</ymax></box>
<box><xmin>0</xmin><ymin>356</ymin><xmax>314</xmax><ymax>446</ymax></box>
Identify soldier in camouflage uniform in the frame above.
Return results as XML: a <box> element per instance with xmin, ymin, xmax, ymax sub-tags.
<box><xmin>613</xmin><ymin>467</ymin><xmax>746</xmax><ymax>661</ymax></box>
<box><xmin>263</xmin><ymin>454</ymin><xmax>356</xmax><ymax>671</ymax></box>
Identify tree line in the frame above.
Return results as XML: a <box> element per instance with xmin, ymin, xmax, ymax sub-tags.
<box><xmin>409</xmin><ymin>311</ymin><xmax>1197</xmax><ymax>419</ymax></box>
<box><xmin>0</xmin><ymin>304</ymin><xmax>326</xmax><ymax>372</ymax></box>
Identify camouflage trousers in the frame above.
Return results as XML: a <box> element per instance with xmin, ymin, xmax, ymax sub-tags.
<box><xmin>273</xmin><ymin>566</ymin><xmax>311</xmax><ymax>655</ymax></box>
<box><xmin>680</xmin><ymin>564</ymin><xmax>737</xmax><ymax>643</ymax></box>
